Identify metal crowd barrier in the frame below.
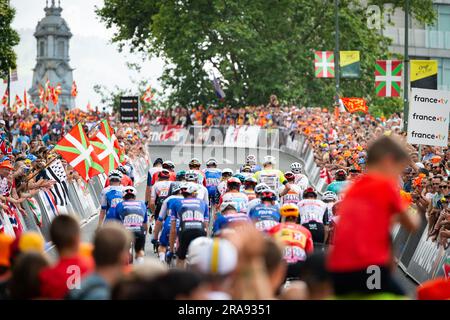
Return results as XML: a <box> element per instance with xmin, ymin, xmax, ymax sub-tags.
<box><xmin>0</xmin><ymin>155</ymin><xmax>150</xmax><ymax>248</ymax></box>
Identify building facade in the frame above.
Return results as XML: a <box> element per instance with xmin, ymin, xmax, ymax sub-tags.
<box><xmin>384</xmin><ymin>0</ymin><xmax>450</xmax><ymax>91</ymax></box>
<box><xmin>29</xmin><ymin>0</ymin><xmax>75</xmax><ymax>110</ymax></box>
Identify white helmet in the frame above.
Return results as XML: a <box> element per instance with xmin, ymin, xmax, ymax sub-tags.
<box><xmin>246</xmin><ymin>154</ymin><xmax>257</xmax><ymax>166</ymax></box>
<box><xmin>322</xmin><ymin>191</ymin><xmax>338</xmax><ymax>202</ymax></box>
<box><xmin>263</xmin><ymin>155</ymin><xmax>276</xmax><ymax>165</ymax></box>
<box><xmin>185</xmin><ymin>170</ymin><xmax>199</xmax><ymax>182</ymax></box>
<box><xmin>206</xmin><ymin>158</ymin><xmax>218</xmax><ymax>166</ymax></box>
<box><xmin>108</xmin><ymin>170</ymin><xmax>123</xmax><ymax>180</ymax></box>
<box><xmin>291</xmin><ymin>162</ymin><xmax>303</xmax><ymax>173</ymax></box>
<box><xmin>255</xmin><ymin>183</ymin><xmax>269</xmax><ymax>194</ymax></box>
<box><xmin>220</xmin><ymin>201</ymin><xmax>238</xmax><ymax>212</ymax></box>
<box><xmin>181</xmin><ymin>182</ymin><xmax>198</xmax><ymax>195</ymax></box>
<box><xmin>222</xmin><ymin>168</ymin><xmax>234</xmax><ymax>176</ymax></box>
<box><xmin>123</xmin><ymin>186</ymin><xmax>137</xmax><ymax>197</ymax></box>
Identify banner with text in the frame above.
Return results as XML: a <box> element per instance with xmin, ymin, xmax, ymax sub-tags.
<box><xmin>407</xmin><ymin>88</ymin><xmax>450</xmax><ymax>147</ymax></box>
<box><xmin>119</xmin><ymin>96</ymin><xmax>139</xmax><ymax>123</ymax></box>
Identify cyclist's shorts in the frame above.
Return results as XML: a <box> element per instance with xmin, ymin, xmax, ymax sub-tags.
<box><xmin>177</xmin><ymin>228</ymin><xmax>206</xmax><ymax>260</ymax></box>
<box><xmin>286</xmin><ymin>261</ymin><xmax>306</xmax><ymax>280</ymax></box>
<box><xmin>133</xmin><ymin>231</ymin><xmax>146</xmax><ymax>253</ymax></box>
<box><xmin>302</xmin><ymin>222</ymin><xmax>325</xmax><ymax>244</ymax></box>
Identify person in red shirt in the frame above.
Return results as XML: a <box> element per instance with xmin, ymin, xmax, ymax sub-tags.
<box><xmin>39</xmin><ymin>215</ymin><xmax>93</xmax><ymax>299</ymax></box>
<box><xmin>104</xmin><ymin>165</ymin><xmax>133</xmax><ymax>187</ymax></box>
<box><xmin>327</xmin><ymin>136</ymin><xmax>423</xmax><ymax>296</ymax></box>
<box><xmin>150</xmin><ymin>160</ymin><xmax>176</xmax><ymax>185</ymax></box>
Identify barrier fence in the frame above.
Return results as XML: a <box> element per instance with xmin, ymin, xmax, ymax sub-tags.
<box><xmin>146</xmin><ymin>124</ymin><xmax>449</xmax><ymax>284</ymax></box>
<box><xmin>0</xmin><ymin>155</ymin><xmax>149</xmax><ymax>249</ymax></box>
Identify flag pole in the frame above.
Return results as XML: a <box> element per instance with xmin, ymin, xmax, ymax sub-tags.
<box><xmin>403</xmin><ymin>0</ymin><xmax>410</xmax><ymax>132</ymax></box>
<box><xmin>334</xmin><ymin>0</ymin><xmax>340</xmax><ymax>106</ymax></box>
<box><xmin>7</xmin><ymin>69</ymin><xmax>11</xmax><ymax>111</ymax></box>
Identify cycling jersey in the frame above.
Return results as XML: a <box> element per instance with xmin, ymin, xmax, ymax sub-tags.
<box><xmin>147</xmin><ymin>167</ymin><xmax>163</xmax><ymax>187</ymax></box>
<box><xmin>220</xmin><ymin>191</ymin><xmax>249</xmax><ymax>214</ymax></box>
<box><xmin>279</xmin><ymin>184</ymin><xmax>302</xmax><ymax>205</ymax></box>
<box><xmin>249</xmin><ymin>203</ymin><xmax>280</xmax><ymax>232</ymax></box>
<box><xmin>254</xmin><ymin>169</ymin><xmax>287</xmax><ymax>191</ymax></box>
<box><xmin>203</xmin><ymin>168</ymin><xmax>221</xmax><ymax>204</ymax></box>
<box><xmin>158</xmin><ymin>195</ymin><xmax>183</xmax><ymax>247</ymax></box>
<box><xmin>100</xmin><ymin>185</ymin><xmax>124</xmax><ymax>221</ymax></box>
<box><xmin>297</xmin><ymin>199</ymin><xmax>329</xmax><ymax>243</ymax></box>
<box><xmin>115</xmin><ymin>200</ymin><xmax>148</xmax><ymax>233</ymax></box>
<box><xmin>151</xmin><ymin>180</ymin><xmax>173</xmax><ymax>218</ymax></box>
<box><xmin>104</xmin><ymin>175</ymin><xmax>133</xmax><ymax>187</ymax></box>
<box><xmin>213</xmin><ymin>212</ymin><xmax>251</xmax><ymax>235</ymax></box>
<box><xmin>242</xmin><ymin>189</ymin><xmax>257</xmax><ymax>201</ymax></box>
<box><xmin>248</xmin><ymin>198</ymin><xmax>280</xmax><ymax>212</ymax></box>
<box><xmin>293</xmin><ymin>173</ymin><xmax>309</xmax><ymax>191</ymax></box>
<box><xmin>192</xmin><ymin>169</ymin><xmax>207</xmax><ymax>186</ymax></box>
<box><xmin>240</xmin><ymin>164</ymin><xmax>262</xmax><ymax>173</ymax></box>
<box><xmin>217</xmin><ymin>180</ymin><xmax>228</xmax><ymax>196</ymax></box>
<box><xmin>171</xmin><ymin>198</ymin><xmax>209</xmax><ymax>232</ymax></box>
<box><xmin>158</xmin><ymin>195</ymin><xmax>184</xmax><ymax>223</ymax></box>
<box><xmin>240</xmin><ymin>172</ymin><xmax>254</xmax><ymax>180</ymax></box>
<box><xmin>268</xmin><ymin>223</ymin><xmax>314</xmax><ymax>263</ymax></box>
<box><xmin>326</xmin><ymin>180</ymin><xmax>349</xmax><ymax>196</ymax></box>
<box><xmin>194</xmin><ymin>183</ymin><xmax>209</xmax><ymax>204</ymax></box>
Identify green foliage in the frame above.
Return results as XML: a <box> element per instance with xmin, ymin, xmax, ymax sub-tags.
<box><xmin>0</xmin><ymin>1</ymin><xmax>20</xmax><ymax>79</ymax></box>
<box><xmin>97</xmin><ymin>0</ymin><xmax>435</xmax><ymax>116</ymax></box>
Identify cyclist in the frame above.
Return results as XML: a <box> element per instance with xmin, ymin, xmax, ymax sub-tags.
<box><xmin>217</xmin><ymin>168</ymin><xmax>234</xmax><ymax>196</ymax></box>
<box><xmin>326</xmin><ymin>169</ymin><xmax>349</xmax><ymax>197</ymax></box>
<box><xmin>98</xmin><ymin>170</ymin><xmax>124</xmax><ymax>228</ymax></box>
<box><xmin>150</xmin><ymin>160</ymin><xmax>177</xmax><ymax>185</ymax></box>
<box><xmin>203</xmin><ymin>158</ymin><xmax>222</xmax><ymax>205</ymax></box>
<box><xmin>149</xmin><ymin>169</ymin><xmax>172</xmax><ymax>220</ymax></box>
<box><xmin>298</xmin><ymin>187</ymin><xmax>329</xmax><ymax>246</ymax></box>
<box><xmin>242</xmin><ymin>176</ymin><xmax>258</xmax><ymax>201</ymax></box>
<box><xmin>279</xmin><ymin>171</ymin><xmax>302</xmax><ymax>205</ymax></box>
<box><xmin>249</xmin><ymin>189</ymin><xmax>280</xmax><ymax>232</ymax></box>
<box><xmin>241</xmin><ymin>154</ymin><xmax>262</xmax><ymax>173</ymax></box>
<box><xmin>213</xmin><ymin>201</ymin><xmax>251</xmax><ymax>236</ymax></box>
<box><xmin>322</xmin><ymin>191</ymin><xmax>338</xmax><ymax>224</ymax></box>
<box><xmin>175</xmin><ymin>170</ymin><xmax>186</xmax><ymax>182</ymax></box>
<box><xmin>115</xmin><ymin>186</ymin><xmax>148</xmax><ymax>262</ymax></box>
<box><xmin>152</xmin><ymin>182</ymin><xmax>183</xmax><ymax>262</ymax></box>
<box><xmin>185</xmin><ymin>170</ymin><xmax>209</xmax><ymax>204</ymax></box>
<box><xmin>240</xmin><ymin>165</ymin><xmax>254</xmax><ymax>179</ymax></box>
<box><xmin>145</xmin><ymin>158</ymin><xmax>163</xmax><ymax>205</ymax></box>
<box><xmin>254</xmin><ymin>155</ymin><xmax>288</xmax><ymax>192</ymax></box>
<box><xmin>219</xmin><ymin>177</ymin><xmax>249</xmax><ymax>214</ymax></box>
<box><xmin>290</xmin><ymin>162</ymin><xmax>309</xmax><ymax>191</ymax></box>
<box><xmin>169</xmin><ymin>183</ymin><xmax>209</xmax><ymax>268</ymax></box>
<box><xmin>247</xmin><ymin>182</ymin><xmax>270</xmax><ymax>212</ymax></box>
<box><xmin>104</xmin><ymin>165</ymin><xmax>133</xmax><ymax>187</ymax></box>
<box><xmin>188</xmin><ymin>158</ymin><xmax>207</xmax><ymax>186</ymax></box>
<box><xmin>268</xmin><ymin>203</ymin><xmax>314</xmax><ymax>279</ymax></box>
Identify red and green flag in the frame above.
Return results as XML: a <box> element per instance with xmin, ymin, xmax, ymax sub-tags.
<box><xmin>375</xmin><ymin>60</ymin><xmax>403</xmax><ymax>97</ymax></box>
<box><xmin>90</xmin><ymin>120</ymin><xmax>121</xmax><ymax>174</ymax></box>
<box><xmin>314</xmin><ymin>51</ymin><xmax>335</xmax><ymax>78</ymax></box>
<box><xmin>54</xmin><ymin>123</ymin><xmax>104</xmax><ymax>181</ymax></box>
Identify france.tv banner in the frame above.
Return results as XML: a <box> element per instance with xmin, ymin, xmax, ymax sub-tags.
<box><xmin>407</xmin><ymin>88</ymin><xmax>450</xmax><ymax>147</ymax></box>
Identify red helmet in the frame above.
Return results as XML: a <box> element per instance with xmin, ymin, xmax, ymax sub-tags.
<box><xmin>303</xmin><ymin>187</ymin><xmax>317</xmax><ymax>198</ymax></box>
<box><xmin>284</xmin><ymin>171</ymin><xmax>295</xmax><ymax>180</ymax></box>
<box><xmin>159</xmin><ymin>169</ymin><xmax>171</xmax><ymax>179</ymax></box>
<box><xmin>261</xmin><ymin>190</ymin><xmax>277</xmax><ymax>201</ymax></box>
<box><xmin>227</xmin><ymin>177</ymin><xmax>241</xmax><ymax>186</ymax></box>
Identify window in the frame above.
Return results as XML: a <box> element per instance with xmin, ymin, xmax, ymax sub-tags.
<box><xmin>39</xmin><ymin>41</ymin><xmax>45</xmax><ymax>57</ymax></box>
<box><xmin>58</xmin><ymin>41</ymin><xmax>65</xmax><ymax>58</ymax></box>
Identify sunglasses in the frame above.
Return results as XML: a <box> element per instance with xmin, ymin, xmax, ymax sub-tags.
<box><xmin>440</xmin><ymin>185</ymin><xmax>449</xmax><ymax>189</ymax></box>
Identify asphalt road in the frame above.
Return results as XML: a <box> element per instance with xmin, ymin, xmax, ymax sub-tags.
<box><xmin>54</xmin><ymin>144</ymin><xmax>417</xmax><ymax>298</ymax></box>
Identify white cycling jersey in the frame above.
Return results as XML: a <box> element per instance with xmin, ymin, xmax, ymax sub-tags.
<box><xmin>294</xmin><ymin>173</ymin><xmax>309</xmax><ymax>191</ymax></box>
<box><xmin>297</xmin><ymin>199</ymin><xmax>328</xmax><ymax>225</ymax></box>
<box><xmin>217</xmin><ymin>180</ymin><xmax>228</xmax><ymax>196</ymax></box>
<box><xmin>151</xmin><ymin>180</ymin><xmax>172</xmax><ymax>200</ymax></box>
<box><xmin>278</xmin><ymin>184</ymin><xmax>302</xmax><ymax>205</ymax></box>
<box><xmin>221</xmin><ymin>191</ymin><xmax>249</xmax><ymax>214</ymax></box>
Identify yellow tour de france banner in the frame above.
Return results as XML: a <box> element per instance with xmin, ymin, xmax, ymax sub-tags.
<box><xmin>340</xmin><ymin>51</ymin><xmax>360</xmax><ymax>78</ymax></box>
<box><xmin>410</xmin><ymin>60</ymin><xmax>438</xmax><ymax>90</ymax></box>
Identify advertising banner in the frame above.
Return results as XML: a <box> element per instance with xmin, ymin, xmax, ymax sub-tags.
<box><xmin>224</xmin><ymin>126</ymin><xmax>260</xmax><ymax>148</ymax></box>
<box><xmin>407</xmin><ymin>88</ymin><xmax>450</xmax><ymax>147</ymax></box>
<box><xmin>148</xmin><ymin>125</ymin><xmax>186</xmax><ymax>145</ymax></box>
<box><xmin>119</xmin><ymin>96</ymin><xmax>139</xmax><ymax>123</ymax></box>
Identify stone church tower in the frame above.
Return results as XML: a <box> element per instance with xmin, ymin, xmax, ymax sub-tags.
<box><xmin>29</xmin><ymin>0</ymin><xmax>75</xmax><ymax>111</ymax></box>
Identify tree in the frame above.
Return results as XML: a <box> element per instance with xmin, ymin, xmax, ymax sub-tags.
<box><xmin>0</xmin><ymin>1</ymin><xmax>20</xmax><ymax>79</ymax></box>
<box><xmin>96</xmin><ymin>0</ymin><xmax>435</xmax><ymax>109</ymax></box>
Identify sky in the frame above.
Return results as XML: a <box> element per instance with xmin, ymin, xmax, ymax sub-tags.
<box><xmin>1</xmin><ymin>0</ymin><xmax>165</xmax><ymax>110</ymax></box>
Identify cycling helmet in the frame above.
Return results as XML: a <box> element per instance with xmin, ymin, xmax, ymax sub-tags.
<box><xmin>220</xmin><ymin>201</ymin><xmax>238</xmax><ymax>212</ymax></box>
<box><xmin>158</xmin><ymin>169</ymin><xmax>171</xmax><ymax>179</ymax></box>
<box><xmin>246</xmin><ymin>154</ymin><xmax>257</xmax><ymax>166</ymax></box>
<box><xmin>182</xmin><ymin>183</ymin><xmax>198</xmax><ymax>195</ymax></box>
<box><xmin>255</xmin><ymin>183</ymin><xmax>269</xmax><ymax>194</ymax></box>
<box><xmin>185</xmin><ymin>170</ymin><xmax>199</xmax><ymax>182</ymax></box>
<box><xmin>284</xmin><ymin>171</ymin><xmax>295</xmax><ymax>181</ymax></box>
<box><xmin>280</xmin><ymin>203</ymin><xmax>299</xmax><ymax>218</ymax></box>
<box><xmin>322</xmin><ymin>191</ymin><xmax>338</xmax><ymax>202</ymax></box>
<box><xmin>206</xmin><ymin>158</ymin><xmax>218</xmax><ymax>167</ymax></box>
<box><xmin>123</xmin><ymin>186</ymin><xmax>137</xmax><ymax>197</ymax></box>
<box><xmin>263</xmin><ymin>155</ymin><xmax>276</xmax><ymax>165</ymax></box>
<box><xmin>117</xmin><ymin>165</ymin><xmax>127</xmax><ymax>174</ymax></box>
<box><xmin>171</xmin><ymin>182</ymin><xmax>182</xmax><ymax>193</ymax></box>
<box><xmin>222</xmin><ymin>168</ymin><xmax>234</xmax><ymax>176</ymax></box>
<box><xmin>176</xmin><ymin>170</ymin><xmax>186</xmax><ymax>180</ymax></box>
<box><xmin>260</xmin><ymin>189</ymin><xmax>277</xmax><ymax>202</ymax></box>
<box><xmin>244</xmin><ymin>176</ymin><xmax>257</xmax><ymax>184</ymax></box>
<box><xmin>291</xmin><ymin>162</ymin><xmax>302</xmax><ymax>173</ymax></box>
<box><xmin>162</xmin><ymin>160</ymin><xmax>175</xmax><ymax>170</ymax></box>
<box><xmin>241</xmin><ymin>165</ymin><xmax>252</xmax><ymax>173</ymax></box>
<box><xmin>189</xmin><ymin>158</ymin><xmax>201</xmax><ymax>167</ymax></box>
<box><xmin>233</xmin><ymin>173</ymin><xmax>245</xmax><ymax>184</ymax></box>
<box><xmin>108</xmin><ymin>170</ymin><xmax>123</xmax><ymax>181</ymax></box>
<box><xmin>303</xmin><ymin>187</ymin><xmax>317</xmax><ymax>198</ymax></box>
<box><xmin>335</xmin><ymin>169</ymin><xmax>347</xmax><ymax>177</ymax></box>
<box><xmin>227</xmin><ymin>177</ymin><xmax>242</xmax><ymax>187</ymax></box>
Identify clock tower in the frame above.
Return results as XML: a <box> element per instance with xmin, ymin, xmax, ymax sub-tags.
<box><xmin>29</xmin><ymin>0</ymin><xmax>75</xmax><ymax>111</ymax></box>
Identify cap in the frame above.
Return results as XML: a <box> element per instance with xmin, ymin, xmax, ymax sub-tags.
<box><xmin>0</xmin><ymin>234</ymin><xmax>14</xmax><ymax>267</ymax></box>
<box><xmin>0</xmin><ymin>160</ymin><xmax>14</xmax><ymax>170</ymax></box>
<box><xmin>187</xmin><ymin>237</ymin><xmax>238</xmax><ymax>276</ymax></box>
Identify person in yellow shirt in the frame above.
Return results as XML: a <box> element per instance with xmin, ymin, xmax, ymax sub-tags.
<box><xmin>254</xmin><ymin>155</ymin><xmax>288</xmax><ymax>192</ymax></box>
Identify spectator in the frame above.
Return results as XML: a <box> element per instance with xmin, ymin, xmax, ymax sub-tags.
<box><xmin>0</xmin><ymin>234</ymin><xmax>14</xmax><ymax>300</ymax></box>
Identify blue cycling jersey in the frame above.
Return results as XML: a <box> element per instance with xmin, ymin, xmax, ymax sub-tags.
<box><xmin>115</xmin><ymin>200</ymin><xmax>148</xmax><ymax>233</ymax></box>
<box><xmin>171</xmin><ymin>198</ymin><xmax>209</xmax><ymax>231</ymax></box>
<box><xmin>249</xmin><ymin>203</ymin><xmax>280</xmax><ymax>222</ymax></box>
<box><xmin>240</xmin><ymin>164</ymin><xmax>262</xmax><ymax>173</ymax></box>
<box><xmin>213</xmin><ymin>212</ymin><xmax>250</xmax><ymax>235</ymax></box>
<box><xmin>100</xmin><ymin>186</ymin><xmax>123</xmax><ymax>221</ymax></box>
